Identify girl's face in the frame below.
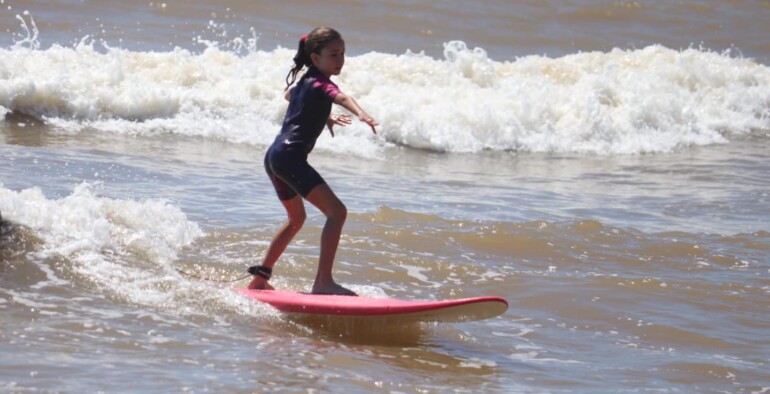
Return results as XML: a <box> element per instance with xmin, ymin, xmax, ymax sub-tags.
<box><xmin>311</xmin><ymin>39</ymin><xmax>345</xmax><ymax>77</ymax></box>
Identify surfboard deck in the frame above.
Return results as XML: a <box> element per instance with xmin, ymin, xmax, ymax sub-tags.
<box><xmin>235</xmin><ymin>288</ymin><xmax>508</xmax><ymax>322</ymax></box>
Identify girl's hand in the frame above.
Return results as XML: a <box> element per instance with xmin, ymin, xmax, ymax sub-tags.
<box><xmin>332</xmin><ymin>93</ymin><xmax>378</xmax><ymax>135</ymax></box>
<box><xmin>359</xmin><ymin>113</ymin><xmax>378</xmax><ymax>135</ymax></box>
<box><xmin>326</xmin><ymin>113</ymin><xmax>352</xmax><ymax>137</ymax></box>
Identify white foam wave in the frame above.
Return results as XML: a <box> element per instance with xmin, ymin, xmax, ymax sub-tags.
<box><xmin>0</xmin><ymin>183</ymin><xmax>202</xmax><ymax>265</ymax></box>
<box><xmin>1</xmin><ymin>39</ymin><xmax>768</xmax><ymax>155</ymax></box>
<box><xmin>0</xmin><ymin>183</ymin><xmax>251</xmax><ymax>314</ymax></box>
<box><xmin>1</xmin><ymin>183</ymin><xmax>283</xmax><ymax>319</ymax></box>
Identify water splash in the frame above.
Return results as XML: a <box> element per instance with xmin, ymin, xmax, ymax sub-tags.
<box><xmin>12</xmin><ymin>11</ymin><xmax>39</xmax><ymax>50</ymax></box>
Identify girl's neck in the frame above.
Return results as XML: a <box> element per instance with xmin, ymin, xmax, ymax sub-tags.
<box><xmin>310</xmin><ymin>65</ymin><xmax>332</xmax><ymax>79</ymax></box>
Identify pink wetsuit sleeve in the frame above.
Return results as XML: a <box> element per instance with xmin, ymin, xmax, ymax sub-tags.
<box><xmin>313</xmin><ymin>79</ymin><xmax>340</xmax><ymax>100</ymax></box>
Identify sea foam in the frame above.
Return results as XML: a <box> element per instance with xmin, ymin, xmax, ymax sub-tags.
<box><xmin>1</xmin><ymin>38</ymin><xmax>768</xmax><ymax>155</ymax></box>
<box><xmin>0</xmin><ymin>182</ymin><xmax>202</xmax><ymax>265</ymax></box>
<box><xmin>0</xmin><ymin>181</ymin><xmax>288</xmax><ymax>319</ymax></box>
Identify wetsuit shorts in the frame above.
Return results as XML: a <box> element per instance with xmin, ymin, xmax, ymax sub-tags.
<box><xmin>264</xmin><ymin>138</ymin><xmax>326</xmax><ymax>201</ymax></box>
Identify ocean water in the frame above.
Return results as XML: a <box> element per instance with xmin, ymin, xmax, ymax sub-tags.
<box><xmin>1</xmin><ymin>1</ymin><xmax>769</xmax><ymax>393</ymax></box>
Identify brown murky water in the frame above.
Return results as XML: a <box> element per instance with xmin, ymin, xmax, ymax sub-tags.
<box><xmin>2</xmin><ymin>1</ymin><xmax>769</xmax><ymax>392</ymax></box>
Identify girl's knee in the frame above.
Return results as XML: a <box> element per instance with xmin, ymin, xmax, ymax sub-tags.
<box><xmin>329</xmin><ymin>203</ymin><xmax>347</xmax><ymax>221</ymax></box>
<box><xmin>289</xmin><ymin>211</ymin><xmax>306</xmax><ymax>228</ymax></box>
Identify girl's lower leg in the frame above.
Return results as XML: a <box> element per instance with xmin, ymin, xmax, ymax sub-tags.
<box><xmin>247</xmin><ymin>196</ymin><xmax>305</xmax><ymax>290</ymax></box>
<box><xmin>305</xmin><ymin>184</ymin><xmax>356</xmax><ymax>296</ymax></box>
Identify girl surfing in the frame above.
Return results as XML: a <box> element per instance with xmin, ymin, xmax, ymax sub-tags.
<box><xmin>247</xmin><ymin>27</ymin><xmax>378</xmax><ymax>295</ymax></box>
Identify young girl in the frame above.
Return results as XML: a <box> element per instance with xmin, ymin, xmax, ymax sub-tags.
<box><xmin>247</xmin><ymin>27</ymin><xmax>378</xmax><ymax>296</ymax></box>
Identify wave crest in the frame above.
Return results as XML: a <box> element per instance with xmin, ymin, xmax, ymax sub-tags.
<box><xmin>1</xmin><ymin>41</ymin><xmax>768</xmax><ymax>155</ymax></box>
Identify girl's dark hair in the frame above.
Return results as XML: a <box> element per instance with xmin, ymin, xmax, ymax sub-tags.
<box><xmin>285</xmin><ymin>27</ymin><xmax>343</xmax><ymax>90</ymax></box>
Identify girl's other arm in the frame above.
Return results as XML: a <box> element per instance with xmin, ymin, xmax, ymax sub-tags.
<box><xmin>326</xmin><ymin>114</ymin><xmax>352</xmax><ymax>138</ymax></box>
<box><xmin>333</xmin><ymin>92</ymin><xmax>378</xmax><ymax>134</ymax></box>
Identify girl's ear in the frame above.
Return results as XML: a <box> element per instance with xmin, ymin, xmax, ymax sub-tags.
<box><xmin>310</xmin><ymin>52</ymin><xmax>320</xmax><ymax>67</ymax></box>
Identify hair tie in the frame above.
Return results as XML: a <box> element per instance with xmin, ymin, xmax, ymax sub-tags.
<box><xmin>300</xmin><ymin>34</ymin><xmax>307</xmax><ymax>43</ymax></box>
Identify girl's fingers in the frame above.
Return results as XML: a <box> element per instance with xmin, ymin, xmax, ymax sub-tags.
<box><xmin>334</xmin><ymin>114</ymin><xmax>352</xmax><ymax>125</ymax></box>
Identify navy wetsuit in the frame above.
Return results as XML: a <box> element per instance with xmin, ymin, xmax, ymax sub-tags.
<box><xmin>265</xmin><ymin>67</ymin><xmax>340</xmax><ymax>200</ymax></box>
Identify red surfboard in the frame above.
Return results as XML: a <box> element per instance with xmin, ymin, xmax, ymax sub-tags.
<box><xmin>235</xmin><ymin>288</ymin><xmax>508</xmax><ymax>322</ymax></box>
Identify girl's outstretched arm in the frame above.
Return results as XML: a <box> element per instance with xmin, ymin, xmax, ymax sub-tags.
<box><xmin>333</xmin><ymin>92</ymin><xmax>378</xmax><ymax>134</ymax></box>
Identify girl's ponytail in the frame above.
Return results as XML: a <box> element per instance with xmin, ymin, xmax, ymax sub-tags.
<box><xmin>285</xmin><ymin>35</ymin><xmax>310</xmax><ymax>90</ymax></box>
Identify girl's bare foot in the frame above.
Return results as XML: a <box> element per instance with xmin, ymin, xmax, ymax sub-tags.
<box><xmin>247</xmin><ymin>276</ymin><xmax>274</xmax><ymax>290</ymax></box>
<box><xmin>311</xmin><ymin>281</ymin><xmax>357</xmax><ymax>296</ymax></box>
